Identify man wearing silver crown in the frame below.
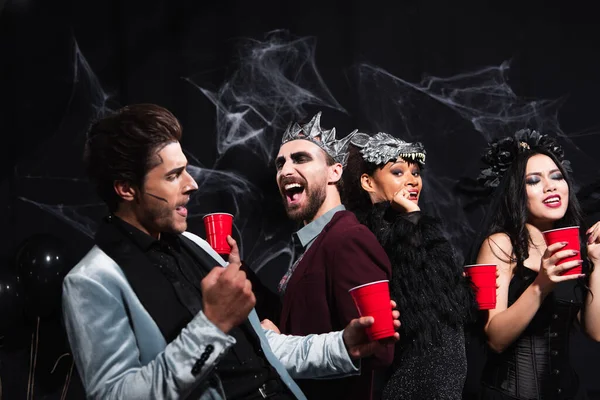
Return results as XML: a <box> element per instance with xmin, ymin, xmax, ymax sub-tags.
<box><xmin>273</xmin><ymin>112</ymin><xmax>394</xmax><ymax>400</ymax></box>
<box><xmin>61</xmin><ymin>104</ymin><xmax>401</xmax><ymax>400</ymax></box>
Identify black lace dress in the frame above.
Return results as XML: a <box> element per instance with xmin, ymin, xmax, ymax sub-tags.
<box><xmin>362</xmin><ymin>203</ymin><xmax>476</xmax><ymax>400</ymax></box>
<box><xmin>480</xmin><ymin>265</ymin><xmax>587</xmax><ymax>400</ymax></box>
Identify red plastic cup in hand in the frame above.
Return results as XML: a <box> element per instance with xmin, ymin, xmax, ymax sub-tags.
<box><xmin>464</xmin><ymin>264</ymin><xmax>496</xmax><ymax>310</ymax></box>
<box><xmin>203</xmin><ymin>213</ymin><xmax>234</xmax><ymax>256</ymax></box>
<box><xmin>542</xmin><ymin>226</ymin><xmax>582</xmax><ymax>276</ymax></box>
<box><xmin>348</xmin><ymin>280</ymin><xmax>395</xmax><ymax>341</ymax></box>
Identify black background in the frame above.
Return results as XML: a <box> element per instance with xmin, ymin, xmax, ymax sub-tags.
<box><xmin>1</xmin><ymin>0</ymin><xmax>600</xmax><ymax>398</ymax></box>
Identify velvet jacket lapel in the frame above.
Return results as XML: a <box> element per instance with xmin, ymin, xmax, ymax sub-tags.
<box><xmin>285</xmin><ymin>211</ymin><xmax>345</xmax><ymax>294</ymax></box>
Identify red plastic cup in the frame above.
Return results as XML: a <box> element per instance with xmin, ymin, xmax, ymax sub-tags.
<box><xmin>542</xmin><ymin>226</ymin><xmax>582</xmax><ymax>276</ymax></box>
<box><xmin>203</xmin><ymin>213</ymin><xmax>233</xmax><ymax>256</ymax></box>
<box><xmin>348</xmin><ymin>280</ymin><xmax>395</xmax><ymax>341</ymax></box>
<box><xmin>464</xmin><ymin>264</ymin><xmax>496</xmax><ymax>310</ymax></box>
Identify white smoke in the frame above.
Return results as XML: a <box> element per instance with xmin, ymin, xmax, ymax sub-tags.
<box><xmin>19</xmin><ymin>31</ymin><xmax>599</xmax><ymax>272</ymax></box>
<box><xmin>353</xmin><ymin>61</ymin><xmax>600</xmax><ymax>258</ymax></box>
<box><xmin>186</xmin><ymin>30</ymin><xmax>346</xmax><ymax>165</ymax></box>
<box><xmin>19</xmin><ymin>31</ymin><xmax>347</xmax><ymax>276</ymax></box>
<box><xmin>183</xmin><ymin>30</ymin><xmax>348</xmax><ymax>271</ymax></box>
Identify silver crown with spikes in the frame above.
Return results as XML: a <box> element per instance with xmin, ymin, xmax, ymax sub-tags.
<box><xmin>350</xmin><ymin>131</ymin><xmax>426</xmax><ymax>166</ymax></box>
<box><xmin>281</xmin><ymin>112</ymin><xmax>353</xmax><ymax>167</ymax></box>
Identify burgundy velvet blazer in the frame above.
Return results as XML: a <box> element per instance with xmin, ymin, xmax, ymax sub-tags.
<box><xmin>280</xmin><ymin>210</ymin><xmax>393</xmax><ymax>400</ymax></box>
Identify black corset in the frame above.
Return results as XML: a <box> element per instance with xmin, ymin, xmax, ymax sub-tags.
<box><xmin>482</xmin><ymin>267</ymin><xmax>584</xmax><ymax>399</ymax></box>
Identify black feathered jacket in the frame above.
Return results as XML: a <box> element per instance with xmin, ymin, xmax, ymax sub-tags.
<box><xmin>362</xmin><ymin>202</ymin><xmax>476</xmax><ymax>356</ymax></box>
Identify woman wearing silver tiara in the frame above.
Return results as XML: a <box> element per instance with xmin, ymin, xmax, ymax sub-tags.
<box><xmin>469</xmin><ymin>129</ymin><xmax>600</xmax><ymax>399</ymax></box>
<box><xmin>342</xmin><ymin>131</ymin><xmax>476</xmax><ymax>399</ymax></box>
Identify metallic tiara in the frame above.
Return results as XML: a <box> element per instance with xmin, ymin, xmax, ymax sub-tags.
<box><xmin>281</xmin><ymin>112</ymin><xmax>353</xmax><ymax>167</ymax></box>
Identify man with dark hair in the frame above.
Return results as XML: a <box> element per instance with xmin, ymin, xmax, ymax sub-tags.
<box><xmin>274</xmin><ymin>112</ymin><xmax>394</xmax><ymax>400</ymax></box>
<box><xmin>62</xmin><ymin>104</ymin><xmax>399</xmax><ymax>400</ymax></box>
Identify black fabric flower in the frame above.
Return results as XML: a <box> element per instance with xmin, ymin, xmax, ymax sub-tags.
<box><xmin>477</xmin><ymin>129</ymin><xmax>570</xmax><ymax>189</ymax></box>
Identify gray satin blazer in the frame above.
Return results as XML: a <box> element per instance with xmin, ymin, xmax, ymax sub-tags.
<box><xmin>62</xmin><ymin>231</ymin><xmax>359</xmax><ymax>400</ymax></box>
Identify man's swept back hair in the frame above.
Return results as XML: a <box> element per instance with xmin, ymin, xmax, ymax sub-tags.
<box><xmin>84</xmin><ymin>104</ymin><xmax>182</xmax><ymax>212</ymax></box>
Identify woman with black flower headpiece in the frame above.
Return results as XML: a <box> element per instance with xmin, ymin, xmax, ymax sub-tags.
<box><xmin>342</xmin><ymin>131</ymin><xmax>477</xmax><ymax>400</ymax></box>
<box><xmin>471</xmin><ymin>129</ymin><xmax>600</xmax><ymax>399</ymax></box>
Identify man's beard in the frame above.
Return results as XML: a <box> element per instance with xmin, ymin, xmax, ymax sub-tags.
<box><xmin>285</xmin><ymin>184</ymin><xmax>326</xmax><ymax>223</ymax></box>
<box><xmin>140</xmin><ymin>202</ymin><xmax>184</xmax><ymax>235</ymax></box>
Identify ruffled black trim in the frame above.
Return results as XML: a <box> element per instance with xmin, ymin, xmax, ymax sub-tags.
<box><xmin>362</xmin><ymin>202</ymin><xmax>477</xmax><ymax>355</ymax></box>
<box><xmin>478</xmin><ymin>129</ymin><xmax>570</xmax><ymax>189</ymax></box>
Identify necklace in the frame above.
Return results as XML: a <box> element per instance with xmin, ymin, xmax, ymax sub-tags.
<box><xmin>529</xmin><ymin>239</ymin><xmax>546</xmax><ymax>258</ymax></box>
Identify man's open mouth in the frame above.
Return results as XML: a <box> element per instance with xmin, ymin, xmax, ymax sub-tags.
<box><xmin>175</xmin><ymin>205</ymin><xmax>188</xmax><ymax>217</ymax></box>
<box><xmin>282</xmin><ymin>182</ymin><xmax>305</xmax><ymax>206</ymax></box>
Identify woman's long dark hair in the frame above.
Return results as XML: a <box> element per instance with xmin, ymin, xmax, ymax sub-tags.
<box><xmin>341</xmin><ymin>145</ymin><xmax>380</xmax><ymax>219</ymax></box>
<box><xmin>473</xmin><ymin>149</ymin><xmax>585</xmax><ymax>273</ymax></box>
<box><xmin>343</xmin><ymin>144</ymin><xmax>476</xmax><ymax>352</ymax></box>
<box><xmin>468</xmin><ymin>147</ymin><xmax>598</xmax><ymax>335</ymax></box>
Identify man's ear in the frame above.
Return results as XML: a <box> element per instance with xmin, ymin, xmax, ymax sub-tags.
<box><xmin>114</xmin><ymin>180</ymin><xmax>138</xmax><ymax>202</ymax></box>
<box><xmin>328</xmin><ymin>163</ymin><xmax>343</xmax><ymax>184</ymax></box>
<box><xmin>360</xmin><ymin>173</ymin><xmax>378</xmax><ymax>194</ymax></box>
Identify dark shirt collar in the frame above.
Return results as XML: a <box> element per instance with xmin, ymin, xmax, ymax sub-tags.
<box><xmin>107</xmin><ymin>214</ymin><xmax>180</xmax><ymax>252</ymax></box>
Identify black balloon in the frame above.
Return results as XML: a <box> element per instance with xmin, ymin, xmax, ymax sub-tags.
<box><xmin>15</xmin><ymin>234</ymin><xmax>72</xmax><ymax>320</ymax></box>
<box><xmin>0</xmin><ymin>267</ymin><xmax>24</xmax><ymax>337</ymax></box>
